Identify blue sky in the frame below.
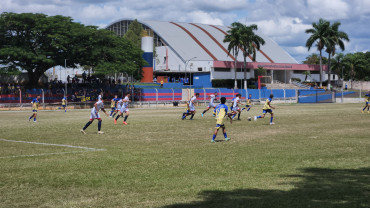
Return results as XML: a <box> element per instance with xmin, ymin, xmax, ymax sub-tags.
<box><xmin>2</xmin><ymin>0</ymin><xmax>369</xmax><ymax>63</ymax></box>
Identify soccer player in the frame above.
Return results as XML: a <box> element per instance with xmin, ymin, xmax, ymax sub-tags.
<box><xmin>110</xmin><ymin>95</ymin><xmax>119</xmax><ymax>117</ymax></box>
<box><xmin>62</xmin><ymin>96</ymin><xmax>67</xmax><ymax>112</ymax></box>
<box><xmin>231</xmin><ymin>94</ymin><xmax>242</xmax><ymax>120</ymax></box>
<box><xmin>29</xmin><ymin>96</ymin><xmax>40</xmax><ymax>122</ymax></box>
<box><xmin>182</xmin><ymin>93</ymin><xmax>200</xmax><ymax>120</ymax></box>
<box><xmin>80</xmin><ymin>97</ymin><xmax>109</xmax><ymax>134</ymax></box>
<box><xmin>254</xmin><ymin>94</ymin><xmax>275</xmax><ymax>125</ymax></box>
<box><xmin>211</xmin><ymin>97</ymin><xmax>232</xmax><ymax>143</ymax></box>
<box><xmin>242</xmin><ymin>94</ymin><xmax>252</xmax><ymax>112</ymax></box>
<box><xmin>201</xmin><ymin>92</ymin><xmax>218</xmax><ymax>117</ymax></box>
<box><xmin>362</xmin><ymin>92</ymin><xmax>370</xmax><ymax>113</ymax></box>
<box><xmin>114</xmin><ymin>93</ymin><xmax>130</xmax><ymax>125</ymax></box>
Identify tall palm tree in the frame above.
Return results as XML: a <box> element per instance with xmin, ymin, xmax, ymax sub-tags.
<box><xmin>240</xmin><ymin>24</ymin><xmax>265</xmax><ymax>89</ymax></box>
<box><xmin>325</xmin><ymin>21</ymin><xmax>349</xmax><ymax>89</ymax></box>
<box><xmin>305</xmin><ymin>18</ymin><xmax>331</xmax><ymax>87</ymax></box>
<box><xmin>224</xmin><ymin>22</ymin><xmax>243</xmax><ymax>89</ymax></box>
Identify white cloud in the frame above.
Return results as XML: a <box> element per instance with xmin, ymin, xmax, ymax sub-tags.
<box><xmin>188</xmin><ymin>11</ymin><xmax>224</xmax><ymax>25</ymax></box>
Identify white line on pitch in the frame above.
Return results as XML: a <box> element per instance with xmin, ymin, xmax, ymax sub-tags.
<box><xmin>0</xmin><ymin>138</ymin><xmax>106</xmax><ymax>151</ymax></box>
<box><xmin>0</xmin><ymin>150</ymin><xmax>98</xmax><ymax>159</ymax></box>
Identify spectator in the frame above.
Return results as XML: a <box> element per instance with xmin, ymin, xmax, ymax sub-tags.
<box><xmin>160</xmin><ymin>80</ymin><xmax>164</xmax><ymax>88</ymax></box>
<box><xmin>67</xmin><ymin>75</ymin><xmax>70</xmax><ymax>84</ymax></box>
<box><xmin>82</xmin><ymin>71</ymin><xmax>87</xmax><ymax>83</ymax></box>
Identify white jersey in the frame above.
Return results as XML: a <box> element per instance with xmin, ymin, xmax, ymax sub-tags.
<box><xmin>117</xmin><ymin>99</ymin><xmax>123</xmax><ymax>108</ymax></box>
<box><xmin>122</xmin><ymin>96</ymin><xmax>129</xmax><ymax>109</ymax></box>
<box><xmin>233</xmin><ymin>97</ymin><xmax>240</xmax><ymax>108</ymax></box>
<box><xmin>209</xmin><ymin>94</ymin><xmax>216</xmax><ymax>105</ymax></box>
<box><xmin>189</xmin><ymin>96</ymin><xmax>197</xmax><ymax>111</ymax></box>
<box><xmin>90</xmin><ymin>100</ymin><xmax>104</xmax><ymax>120</ymax></box>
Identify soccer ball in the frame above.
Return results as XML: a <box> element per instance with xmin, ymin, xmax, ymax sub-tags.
<box><xmin>248</xmin><ymin>117</ymin><xmax>252</xmax><ymax>121</ymax></box>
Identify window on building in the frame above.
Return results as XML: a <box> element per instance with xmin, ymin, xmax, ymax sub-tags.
<box><xmin>214</xmin><ymin>68</ymin><xmax>230</xmax><ymax>72</ymax></box>
<box><xmin>198</xmin><ymin>67</ymin><xmax>202</xmax><ymax>71</ymax></box>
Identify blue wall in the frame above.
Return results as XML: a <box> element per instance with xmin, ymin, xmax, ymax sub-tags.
<box><xmin>193</xmin><ymin>73</ymin><xmax>212</xmax><ymax>88</ymax></box>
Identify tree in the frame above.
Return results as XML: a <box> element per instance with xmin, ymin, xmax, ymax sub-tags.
<box><xmin>224</xmin><ymin>22</ymin><xmax>243</xmax><ymax>89</ymax></box>
<box><xmin>325</xmin><ymin>21</ymin><xmax>349</xmax><ymax>89</ymax></box>
<box><xmin>330</xmin><ymin>53</ymin><xmax>345</xmax><ymax>80</ymax></box>
<box><xmin>0</xmin><ymin>13</ymin><xmax>146</xmax><ymax>86</ymax></box>
<box><xmin>123</xmin><ymin>19</ymin><xmax>145</xmax><ymax>49</ymax></box>
<box><xmin>240</xmin><ymin>24</ymin><xmax>265</xmax><ymax>89</ymax></box>
<box><xmin>303</xmin><ymin>53</ymin><xmax>328</xmax><ymax>65</ymax></box>
<box><xmin>342</xmin><ymin>53</ymin><xmax>367</xmax><ymax>81</ymax></box>
<box><xmin>305</xmin><ymin>18</ymin><xmax>331</xmax><ymax>87</ymax></box>
<box><xmin>303</xmin><ymin>71</ymin><xmax>311</xmax><ymax>81</ymax></box>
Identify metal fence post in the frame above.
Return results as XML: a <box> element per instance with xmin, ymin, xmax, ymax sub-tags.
<box><xmin>218</xmin><ymin>88</ymin><xmax>221</xmax><ymax>98</ymax></box>
<box><xmin>41</xmin><ymin>89</ymin><xmax>45</xmax><ymax>109</ymax></box>
<box><xmin>19</xmin><ymin>89</ymin><xmax>22</xmax><ymax>106</ymax></box>
<box><xmin>155</xmin><ymin>88</ymin><xmax>158</xmax><ymax>107</ymax></box>
<box><xmin>203</xmin><ymin>88</ymin><xmax>206</xmax><ymax>105</ymax></box>
<box><xmin>259</xmin><ymin>89</ymin><xmax>261</xmax><ymax>103</ymax></box>
<box><xmin>172</xmin><ymin>88</ymin><xmax>174</xmax><ymax>102</ymax></box>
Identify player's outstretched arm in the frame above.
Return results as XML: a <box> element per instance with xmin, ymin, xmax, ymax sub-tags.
<box><xmin>101</xmin><ymin>108</ymin><xmax>109</xmax><ymax>117</ymax></box>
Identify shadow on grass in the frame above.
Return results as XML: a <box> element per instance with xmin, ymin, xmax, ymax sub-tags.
<box><xmin>162</xmin><ymin>167</ymin><xmax>370</xmax><ymax>208</ymax></box>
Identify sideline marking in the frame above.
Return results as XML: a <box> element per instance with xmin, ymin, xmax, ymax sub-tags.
<box><xmin>0</xmin><ymin>139</ymin><xmax>106</xmax><ymax>159</ymax></box>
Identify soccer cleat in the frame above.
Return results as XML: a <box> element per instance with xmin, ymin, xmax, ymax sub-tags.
<box><xmin>254</xmin><ymin>116</ymin><xmax>257</xmax><ymax>121</ymax></box>
<box><xmin>270</xmin><ymin>122</ymin><xmax>275</xmax><ymax>125</ymax></box>
<box><xmin>211</xmin><ymin>139</ymin><xmax>215</xmax><ymax>143</ymax></box>
<box><xmin>122</xmin><ymin>121</ymin><xmax>128</xmax><ymax>125</ymax></box>
<box><xmin>114</xmin><ymin>119</ymin><xmax>117</xmax><ymax>125</ymax></box>
<box><xmin>201</xmin><ymin>113</ymin><xmax>204</xmax><ymax>117</ymax></box>
<box><xmin>225</xmin><ymin>137</ymin><xmax>231</xmax><ymax>141</ymax></box>
<box><xmin>80</xmin><ymin>129</ymin><xmax>86</xmax><ymax>134</ymax></box>
<box><xmin>33</xmin><ymin>121</ymin><xmax>37</xmax><ymax>123</ymax></box>
<box><xmin>97</xmin><ymin>131</ymin><xmax>104</xmax><ymax>134</ymax></box>
<box><xmin>237</xmin><ymin>118</ymin><xmax>241</xmax><ymax>120</ymax></box>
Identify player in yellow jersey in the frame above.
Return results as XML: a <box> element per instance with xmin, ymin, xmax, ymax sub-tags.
<box><xmin>242</xmin><ymin>94</ymin><xmax>252</xmax><ymax>112</ymax></box>
<box><xmin>29</xmin><ymin>96</ymin><xmax>40</xmax><ymax>122</ymax></box>
<box><xmin>362</xmin><ymin>92</ymin><xmax>370</xmax><ymax>113</ymax></box>
<box><xmin>254</xmin><ymin>94</ymin><xmax>275</xmax><ymax>125</ymax></box>
<box><xmin>62</xmin><ymin>96</ymin><xmax>67</xmax><ymax>112</ymax></box>
<box><xmin>211</xmin><ymin>97</ymin><xmax>232</xmax><ymax>143</ymax></box>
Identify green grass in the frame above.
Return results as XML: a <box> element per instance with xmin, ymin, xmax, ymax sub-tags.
<box><xmin>0</xmin><ymin>103</ymin><xmax>369</xmax><ymax>207</ymax></box>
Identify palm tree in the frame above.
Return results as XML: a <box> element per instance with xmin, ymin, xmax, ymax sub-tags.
<box><xmin>224</xmin><ymin>22</ymin><xmax>243</xmax><ymax>89</ymax></box>
<box><xmin>325</xmin><ymin>21</ymin><xmax>349</xmax><ymax>89</ymax></box>
<box><xmin>303</xmin><ymin>71</ymin><xmax>311</xmax><ymax>81</ymax></box>
<box><xmin>343</xmin><ymin>53</ymin><xmax>367</xmax><ymax>82</ymax></box>
<box><xmin>305</xmin><ymin>18</ymin><xmax>331</xmax><ymax>87</ymax></box>
<box><xmin>240</xmin><ymin>24</ymin><xmax>265</xmax><ymax>89</ymax></box>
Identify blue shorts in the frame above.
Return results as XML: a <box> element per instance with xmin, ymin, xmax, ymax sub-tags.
<box><xmin>215</xmin><ymin>124</ymin><xmax>225</xmax><ymax>129</ymax></box>
<box><xmin>32</xmin><ymin>110</ymin><xmax>37</xmax><ymax>113</ymax></box>
<box><xmin>245</xmin><ymin>105</ymin><xmax>250</xmax><ymax>107</ymax></box>
<box><xmin>366</xmin><ymin>102</ymin><xmax>369</xmax><ymax>105</ymax></box>
<box><xmin>62</xmin><ymin>105</ymin><xmax>66</xmax><ymax>108</ymax></box>
<box><xmin>263</xmin><ymin>109</ymin><xmax>272</xmax><ymax>114</ymax></box>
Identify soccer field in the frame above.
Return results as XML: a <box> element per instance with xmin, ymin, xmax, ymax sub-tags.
<box><xmin>0</xmin><ymin>103</ymin><xmax>369</xmax><ymax>208</ymax></box>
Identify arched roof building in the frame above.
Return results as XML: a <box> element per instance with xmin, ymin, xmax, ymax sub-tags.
<box><xmin>106</xmin><ymin>19</ymin><xmax>330</xmax><ymax>87</ymax></box>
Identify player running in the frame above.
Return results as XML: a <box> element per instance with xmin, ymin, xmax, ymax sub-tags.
<box><xmin>62</xmin><ymin>96</ymin><xmax>67</xmax><ymax>112</ymax></box>
<box><xmin>182</xmin><ymin>93</ymin><xmax>200</xmax><ymax>120</ymax></box>
<box><xmin>28</xmin><ymin>96</ymin><xmax>40</xmax><ymax>122</ymax></box>
<box><xmin>362</xmin><ymin>92</ymin><xmax>370</xmax><ymax>113</ymax></box>
<box><xmin>80</xmin><ymin>97</ymin><xmax>109</xmax><ymax>134</ymax></box>
<box><xmin>242</xmin><ymin>94</ymin><xmax>252</xmax><ymax>112</ymax></box>
<box><xmin>231</xmin><ymin>94</ymin><xmax>242</xmax><ymax>120</ymax></box>
<box><xmin>254</xmin><ymin>94</ymin><xmax>275</xmax><ymax>125</ymax></box>
<box><xmin>201</xmin><ymin>92</ymin><xmax>218</xmax><ymax>117</ymax></box>
<box><xmin>211</xmin><ymin>97</ymin><xmax>232</xmax><ymax>143</ymax></box>
<box><xmin>110</xmin><ymin>95</ymin><xmax>119</xmax><ymax>117</ymax></box>
<box><xmin>114</xmin><ymin>93</ymin><xmax>130</xmax><ymax>125</ymax></box>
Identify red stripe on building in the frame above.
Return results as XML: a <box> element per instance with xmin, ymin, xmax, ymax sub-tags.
<box><xmin>210</xmin><ymin>25</ymin><xmax>274</xmax><ymax>63</ymax></box>
<box><xmin>190</xmin><ymin>23</ymin><xmax>236</xmax><ymax>61</ymax></box>
<box><xmin>170</xmin><ymin>22</ymin><xmax>218</xmax><ymax>61</ymax></box>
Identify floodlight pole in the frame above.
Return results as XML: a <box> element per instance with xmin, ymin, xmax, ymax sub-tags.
<box><xmin>185</xmin><ymin>57</ymin><xmax>197</xmax><ymax>88</ymax></box>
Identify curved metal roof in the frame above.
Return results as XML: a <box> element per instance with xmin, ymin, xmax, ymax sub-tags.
<box><xmin>106</xmin><ymin>19</ymin><xmax>298</xmax><ymax>64</ymax></box>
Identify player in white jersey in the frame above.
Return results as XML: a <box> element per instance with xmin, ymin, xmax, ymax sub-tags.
<box><xmin>181</xmin><ymin>93</ymin><xmax>199</xmax><ymax>120</ymax></box>
<box><xmin>114</xmin><ymin>93</ymin><xmax>131</xmax><ymax>125</ymax></box>
<box><xmin>231</xmin><ymin>94</ymin><xmax>242</xmax><ymax>120</ymax></box>
<box><xmin>80</xmin><ymin>97</ymin><xmax>109</xmax><ymax>134</ymax></box>
<box><xmin>201</xmin><ymin>92</ymin><xmax>218</xmax><ymax>117</ymax></box>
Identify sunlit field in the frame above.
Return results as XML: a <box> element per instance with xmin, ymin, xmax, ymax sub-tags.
<box><xmin>0</xmin><ymin>103</ymin><xmax>369</xmax><ymax>208</ymax></box>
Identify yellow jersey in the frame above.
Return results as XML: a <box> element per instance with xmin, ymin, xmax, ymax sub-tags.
<box><xmin>111</xmin><ymin>99</ymin><xmax>115</xmax><ymax>108</ymax></box>
<box><xmin>62</xmin><ymin>98</ymin><xmax>66</xmax><ymax>105</ymax></box>
<box><xmin>263</xmin><ymin>98</ymin><xmax>272</xmax><ymax>110</ymax></box>
<box><xmin>215</xmin><ymin>104</ymin><xmax>229</xmax><ymax>125</ymax></box>
<box><xmin>31</xmin><ymin>98</ymin><xmax>39</xmax><ymax>111</ymax></box>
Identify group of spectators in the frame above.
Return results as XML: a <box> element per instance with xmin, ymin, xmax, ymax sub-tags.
<box><xmin>0</xmin><ymin>83</ymin><xmax>24</xmax><ymax>95</ymax></box>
